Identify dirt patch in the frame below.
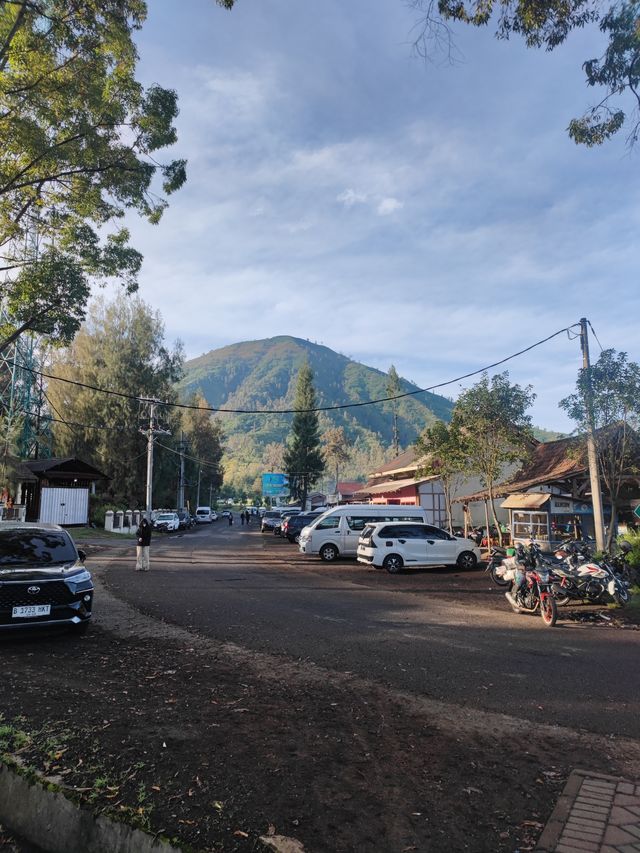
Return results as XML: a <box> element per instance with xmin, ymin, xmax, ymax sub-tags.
<box><xmin>1</xmin><ymin>550</ymin><xmax>639</xmax><ymax>853</ymax></box>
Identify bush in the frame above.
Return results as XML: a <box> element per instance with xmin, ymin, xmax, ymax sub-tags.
<box><xmin>620</xmin><ymin>531</ymin><xmax>640</xmax><ymax>566</ymax></box>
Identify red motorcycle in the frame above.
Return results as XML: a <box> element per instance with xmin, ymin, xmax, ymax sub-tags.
<box><xmin>497</xmin><ymin>550</ymin><xmax>558</xmax><ymax>627</ymax></box>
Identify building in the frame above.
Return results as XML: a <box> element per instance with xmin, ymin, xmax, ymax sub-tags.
<box><xmin>455</xmin><ymin>431</ymin><xmax>640</xmax><ymax>549</ymax></box>
<box><xmin>3</xmin><ymin>456</ymin><xmax>108</xmax><ymax>525</ymax></box>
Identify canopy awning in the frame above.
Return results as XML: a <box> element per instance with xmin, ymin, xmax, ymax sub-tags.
<box><xmin>354</xmin><ymin>476</ymin><xmax>437</xmax><ymax>496</ymax></box>
<box><xmin>501</xmin><ymin>492</ymin><xmax>551</xmax><ymax>510</ymax></box>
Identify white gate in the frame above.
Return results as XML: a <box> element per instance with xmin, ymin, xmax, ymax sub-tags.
<box><xmin>39</xmin><ymin>487</ymin><xmax>89</xmax><ymax>525</ymax></box>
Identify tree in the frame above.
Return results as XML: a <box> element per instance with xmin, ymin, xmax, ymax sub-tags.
<box><xmin>283</xmin><ymin>362</ymin><xmax>324</xmax><ymax>509</ymax></box>
<box><xmin>181</xmin><ymin>392</ymin><xmax>224</xmax><ymax>508</ymax></box>
<box><xmin>47</xmin><ymin>295</ymin><xmax>183</xmax><ymax>506</ymax></box>
<box><xmin>0</xmin><ymin>0</ymin><xmax>234</xmax><ymax>350</ymax></box>
<box><xmin>322</xmin><ymin>426</ymin><xmax>351</xmax><ymax>494</ymax></box>
<box><xmin>408</xmin><ymin>0</ymin><xmax>640</xmax><ymax>147</ymax></box>
<box><xmin>415</xmin><ymin>419</ymin><xmax>466</xmax><ymax>534</ymax></box>
<box><xmin>559</xmin><ymin>349</ymin><xmax>640</xmax><ymax>549</ymax></box>
<box><xmin>386</xmin><ymin>365</ymin><xmax>401</xmax><ymax>456</ymax></box>
<box><xmin>453</xmin><ymin>371</ymin><xmax>535</xmax><ymax>545</ymax></box>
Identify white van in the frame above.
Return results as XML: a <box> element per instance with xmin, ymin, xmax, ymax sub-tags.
<box><xmin>195</xmin><ymin>506</ymin><xmax>213</xmax><ymax>524</ymax></box>
<box><xmin>298</xmin><ymin>504</ymin><xmax>429</xmax><ymax>562</ymax></box>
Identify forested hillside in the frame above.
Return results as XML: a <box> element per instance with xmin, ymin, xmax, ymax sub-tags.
<box><xmin>179</xmin><ymin>336</ymin><xmax>454</xmax><ymax>494</ymax></box>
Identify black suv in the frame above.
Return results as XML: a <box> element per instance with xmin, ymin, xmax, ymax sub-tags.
<box><xmin>281</xmin><ymin>512</ymin><xmax>323</xmax><ymax>543</ymax></box>
<box><xmin>0</xmin><ymin>523</ymin><xmax>93</xmax><ymax>634</ymax></box>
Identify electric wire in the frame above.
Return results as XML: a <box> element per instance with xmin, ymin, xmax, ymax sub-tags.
<box><xmin>587</xmin><ymin>320</ymin><xmax>604</xmax><ymax>352</ymax></box>
<box><xmin>4</xmin><ymin>322</ymin><xmax>582</xmax><ymax>416</ymax></box>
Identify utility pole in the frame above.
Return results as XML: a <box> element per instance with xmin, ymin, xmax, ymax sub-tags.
<box><xmin>177</xmin><ymin>433</ymin><xmax>187</xmax><ymax>510</ymax></box>
<box><xmin>196</xmin><ymin>466</ymin><xmax>201</xmax><ymax>507</ymax></box>
<box><xmin>140</xmin><ymin>400</ymin><xmax>171</xmax><ymax>518</ymax></box>
<box><xmin>579</xmin><ymin>318</ymin><xmax>606</xmax><ymax>552</ymax></box>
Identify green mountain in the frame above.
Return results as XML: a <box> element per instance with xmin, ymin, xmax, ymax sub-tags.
<box><xmin>179</xmin><ymin>336</ymin><xmax>453</xmax><ymax>490</ymax></box>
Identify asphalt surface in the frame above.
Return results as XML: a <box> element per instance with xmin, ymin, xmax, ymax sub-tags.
<box><xmin>102</xmin><ymin>522</ymin><xmax>640</xmax><ymax>740</ymax></box>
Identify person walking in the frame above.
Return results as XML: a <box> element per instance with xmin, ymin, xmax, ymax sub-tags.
<box><xmin>135</xmin><ymin>516</ymin><xmax>152</xmax><ymax>572</ymax></box>
<box><xmin>240</xmin><ymin>511</ymin><xmax>245</xmax><ymax>526</ymax></box>
<box><xmin>228</xmin><ymin>512</ymin><xmax>233</xmax><ymax>527</ymax></box>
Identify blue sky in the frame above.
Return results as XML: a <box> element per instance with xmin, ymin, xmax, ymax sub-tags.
<box><xmin>122</xmin><ymin>0</ymin><xmax>638</xmax><ymax>431</ymax></box>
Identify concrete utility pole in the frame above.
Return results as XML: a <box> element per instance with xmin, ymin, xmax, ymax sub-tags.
<box><xmin>580</xmin><ymin>318</ymin><xmax>606</xmax><ymax>552</ymax></box>
<box><xmin>177</xmin><ymin>433</ymin><xmax>187</xmax><ymax>510</ymax></box>
<box><xmin>140</xmin><ymin>400</ymin><xmax>171</xmax><ymax>518</ymax></box>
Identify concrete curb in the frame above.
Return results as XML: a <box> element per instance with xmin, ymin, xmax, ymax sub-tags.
<box><xmin>0</xmin><ymin>762</ymin><xmax>184</xmax><ymax>853</ymax></box>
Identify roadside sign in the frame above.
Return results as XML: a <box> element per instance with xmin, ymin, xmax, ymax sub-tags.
<box><xmin>634</xmin><ymin>504</ymin><xmax>640</xmax><ymax>520</ymax></box>
<box><xmin>262</xmin><ymin>473</ymin><xmax>289</xmax><ymax>498</ymax></box>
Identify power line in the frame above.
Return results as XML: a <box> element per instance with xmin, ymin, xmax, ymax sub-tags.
<box><xmin>4</xmin><ymin>322</ymin><xmax>581</xmax><ymax>416</ymax></box>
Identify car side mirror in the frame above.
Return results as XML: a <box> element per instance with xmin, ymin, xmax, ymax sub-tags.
<box><xmin>77</xmin><ymin>548</ymin><xmax>86</xmax><ymax>563</ymax></box>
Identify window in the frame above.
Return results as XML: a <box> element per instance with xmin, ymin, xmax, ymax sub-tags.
<box><xmin>423</xmin><ymin>525</ymin><xmax>449</xmax><ymax>540</ymax></box>
<box><xmin>512</xmin><ymin>511</ymin><xmax>549</xmax><ymax>542</ymax></box>
<box><xmin>346</xmin><ymin>516</ymin><xmax>377</xmax><ymax>532</ymax></box>
<box><xmin>316</xmin><ymin>515</ymin><xmax>340</xmax><ymax>530</ymax></box>
<box><xmin>0</xmin><ymin>529</ymin><xmax>77</xmax><ymax>566</ymax></box>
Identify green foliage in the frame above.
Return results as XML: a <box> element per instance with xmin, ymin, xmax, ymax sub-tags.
<box><xmin>415</xmin><ymin>419</ymin><xmax>466</xmax><ymax>531</ymax></box>
<box><xmin>0</xmin><ymin>0</ymin><xmax>209</xmax><ymax>349</ymax></box>
<box><xmin>179</xmin><ymin>336</ymin><xmax>454</xmax><ymax>489</ymax></box>
<box><xmin>283</xmin><ymin>362</ymin><xmax>324</xmax><ymax>505</ymax></box>
<box><xmin>453</xmin><ymin>371</ymin><xmax>535</xmax><ymax>539</ymax></box>
<box><xmin>559</xmin><ymin>348</ymin><xmax>640</xmax><ymax>549</ymax></box>
<box><xmin>47</xmin><ymin>295</ymin><xmax>183</xmax><ymax>506</ymax></box>
<box><xmin>409</xmin><ymin>0</ymin><xmax>640</xmax><ymax>147</ymax></box>
<box><xmin>322</xmin><ymin>426</ymin><xmax>351</xmax><ymax>490</ymax></box>
<box><xmin>620</xmin><ymin>530</ymin><xmax>640</xmax><ymax>569</ymax></box>
<box><xmin>180</xmin><ymin>392</ymin><xmax>225</xmax><ymax>508</ymax></box>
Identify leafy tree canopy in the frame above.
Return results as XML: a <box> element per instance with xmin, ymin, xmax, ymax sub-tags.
<box><xmin>48</xmin><ymin>295</ymin><xmax>183</xmax><ymax>506</ymax></box>
<box><xmin>559</xmin><ymin>348</ymin><xmax>640</xmax><ymax>548</ymax></box>
<box><xmin>0</xmin><ymin>0</ymin><xmax>234</xmax><ymax>347</ymax></box>
<box><xmin>408</xmin><ymin>0</ymin><xmax>640</xmax><ymax>147</ymax></box>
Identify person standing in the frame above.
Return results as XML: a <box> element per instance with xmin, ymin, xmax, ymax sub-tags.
<box><xmin>135</xmin><ymin>517</ymin><xmax>152</xmax><ymax>571</ymax></box>
<box><xmin>228</xmin><ymin>512</ymin><xmax>233</xmax><ymax>527</ymax></box>
<box><xmin>240</xmin><ymin>511</ymin><xmax>245</xmax><ymax>526</ymax></box>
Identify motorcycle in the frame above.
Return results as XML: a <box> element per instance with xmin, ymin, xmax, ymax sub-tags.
<box><xmin>532</xmin><ymin>541</ymin><xmax>630</xmax><ymax>608</ymax></box>
<box><xmin>486</xmin><ymin>546</ymin><xmax>510</xmax><ymax>586</ymax></box>
<box><xmin>496</xmin><ymin>547</ymin><xmax>558</xmax><ymax>627</ymax></box>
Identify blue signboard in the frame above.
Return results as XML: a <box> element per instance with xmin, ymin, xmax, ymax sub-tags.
<box><xmin>262</xmin><ymin>473</ymin><xmax>289</xmax><ymax>498</ymax></box>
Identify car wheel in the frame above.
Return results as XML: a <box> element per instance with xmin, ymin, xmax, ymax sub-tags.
<box><xmin>457</xmin><ymin>551</ymin><xmax>478</xmax><ymax>570</ymax></box>
<box><xmin>319</xmin><ymin>543</ymin><xmax>339</xmax><ymax>562</ymax></box>
<box><xmin>383</xmin><ymin>554</ymin><xmax>404</xmax><ymax>574</ymax></box>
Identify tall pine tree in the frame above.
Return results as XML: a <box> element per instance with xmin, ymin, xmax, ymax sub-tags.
<box><xmin>283</xmin><ymin>363</ymin><xmax>324</xmax><ymax>509</ymax></box>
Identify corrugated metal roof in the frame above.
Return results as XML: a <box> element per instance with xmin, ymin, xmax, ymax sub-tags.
<box><xmin>354</xmin><ymin>475</ymin><xmax>437</xmax><ymax>496</ymax></box>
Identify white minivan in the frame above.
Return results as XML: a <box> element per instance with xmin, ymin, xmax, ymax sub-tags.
<box><xmin>195</xmin><ymin>506</ymin><xmax>213</xmax><ymax>524</ymax></box>
<box><xmin>298</xmin><ymin>504</ymin><xmax>429</xmax><ymax>562</ymax></box>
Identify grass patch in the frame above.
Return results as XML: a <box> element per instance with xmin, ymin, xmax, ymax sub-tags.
<box><xmin>70</xmin><ymin>527</ymin><xmax>135</xmax><ymax>541</ymax></box>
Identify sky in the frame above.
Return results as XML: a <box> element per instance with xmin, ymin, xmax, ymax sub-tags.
<box><xmin>119</xmin><ymin>0</ymin><xmax>639</xmax><ymax>431</ymax></box>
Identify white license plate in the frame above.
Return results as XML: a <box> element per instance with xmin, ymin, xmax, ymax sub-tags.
<box><xmin>12</xmin><ymin>604</ymin><xmax>51</xmax><ymax>618</ymax></box>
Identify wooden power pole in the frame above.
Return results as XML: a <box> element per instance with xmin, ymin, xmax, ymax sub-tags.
<box><xmin>579</xmin><ymin>318</ymin><xmax>606</xmax><ymax>552</ymax></box>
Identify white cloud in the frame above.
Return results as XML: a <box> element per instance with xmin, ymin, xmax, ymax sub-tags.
<box><xmin>337</xmin><ymin>188</ymin><xmax>368</xmax><ymax>207</ymax></box>
<box><xmin>377</xmin><ymin>197</ymin><xmax>403</xmax><ymax>215</ymax></box>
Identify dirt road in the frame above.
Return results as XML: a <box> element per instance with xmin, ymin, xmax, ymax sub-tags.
<box><xmin>0</xmin><ymin>528</ymin><xmax>638</xmax><ymax>853</ymax></box>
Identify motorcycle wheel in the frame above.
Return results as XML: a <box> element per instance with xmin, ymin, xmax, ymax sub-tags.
<box><xmin>551</xmin><ymin>585</ymin><xmax>571</xmax><ymax>606</ymax></box>
<box><xmin>489</xmin><ymin>565</ymin><xmax>510</xmax><ymax>587</ymax></box>
<box><xmin>613</xmin><ymin>586</ymin><xmax>629</xmax><ymax>606</ymax></box>
<box><xmin>540</xmin><ymin>594</ymin><xmax>557</xmax><ymax>627</ymax></box>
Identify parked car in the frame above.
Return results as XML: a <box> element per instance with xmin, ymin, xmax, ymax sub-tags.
<box><xmin>281</xmin><ymin>511</ymin><xmax>324</xmax><ymax>543</ymax></box>
<box><xmin>195</xmin><ymin>506</ymin><xmax>214</xmax><ymax>524</ymax></box>
<box><xmin>153</xmin><ymin>511</ymin><xmax>180</xmax><ymax>532</ymax></box>
<box><xmin>261</xmin><ymin>510</ymin><xmax>282</xmax><ymax>533</ymax></box>
<box><xmin>298</xmin><ymin>504</ymin><xmax>429</xmax><ymax>562</ymax></box>
<box><xmin>219</xmin><ymin>510</ymin><xmax>232</xmax><ymax>519</ymax></box>
<box><xmin>0</xmin><ymin>523</ymin><xmax>93</xmax><ymax>634</ymax></box>
<box><xmin>356</xmin><ymin>522</ymin><xmax>481</xmax><ymax>573</ymax></box>
<box><xmin>176</xmin><ymin>510</ymin><xmax>194</xmax><ymax>530</ymax></box>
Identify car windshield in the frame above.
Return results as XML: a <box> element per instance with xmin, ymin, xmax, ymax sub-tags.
<box><xmin>157</xmin><ymin>514</ymin><xmax>174</xmax><ymax>520</ymax></box>
<box><xmin>0</xmin><ymin>529</ymin><xmax>77</xmax><ymax>567</ymax></box>
<box><xmin>265</xmin><ymin>511</ymin><xmax>280</xmax><ymax>518</ymax></box>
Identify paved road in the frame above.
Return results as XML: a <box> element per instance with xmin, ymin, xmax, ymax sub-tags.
<box><xmin>103</xmin><ymin>523</ymin><xmax>640</xmax><ymax>739</ymax></box>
